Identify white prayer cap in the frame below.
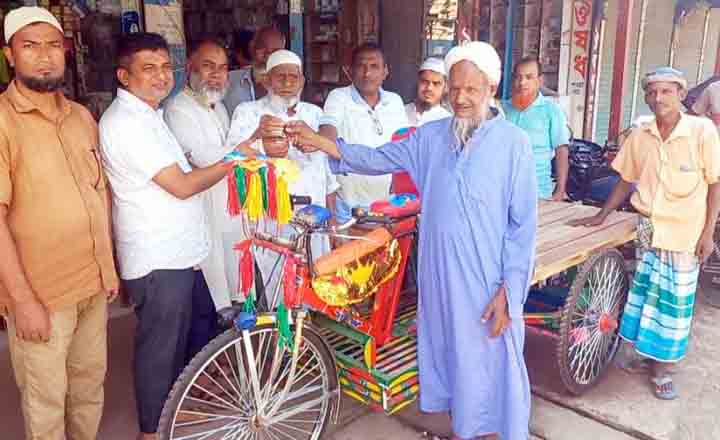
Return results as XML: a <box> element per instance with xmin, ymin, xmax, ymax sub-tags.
<box><xmin>266</xmin><ymin>49</ymin><xmax>302</xmax><ymax>72</ymax></box>
<box><xmin>419</xmin><ymin>57</ymin><xmax>446</xmax><ymax>76</ymax></box>
<box><xmin>641</xmin><ymin>66</ymin><xmax>687</xmax><ymax>90</ymax></box>
<box><xmin>444</xmin><ymin>41</ymin><xmax>502</xmax><ymax>85</ymax></box>
<box><xmin>4</xmin><ymin>7</ymin><xmax>63</xmax><ymax>44</ymax></box>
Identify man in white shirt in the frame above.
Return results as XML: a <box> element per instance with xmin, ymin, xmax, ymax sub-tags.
<box><xmin>319</xmin><ymin>43</ymin><xmax>409</xmax><ymax>222</ymax></box>
<box><xmin>223</xmin><ymin>26</ymin><xmax>286</xmax><ymax>116</ymax></box>
<box><xmin>405</xmin><ymin>57</ymin><xmax>452</xmax><ymax>127</ymax></box>
<box><xmin>98</xmin><ymin>33</ymin><xmax>231</xmax><ymax>440</ymax></box>
<box><xmin>165</xmin><ymin>38</ymin><xmax>251</xmax><ymax>321</ymax></box>
<box><xmin>226</xmin><ymin>50</ymin><xmax>339</xmax><ymax>301</ymax></box>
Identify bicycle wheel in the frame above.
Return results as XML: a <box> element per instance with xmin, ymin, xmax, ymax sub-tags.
<box><xmin>557</xmin><ymin>249</ymin><xmax>629</xmax><ymax>395</ymax></box>
<box><xmin>159</xmin><ymin>323</ymin><xmax>338</xmax><ymax>440</ymax></box>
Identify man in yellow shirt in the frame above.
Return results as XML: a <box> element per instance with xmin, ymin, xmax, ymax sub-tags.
<box><xmin>572</xmin><ymin>67</ymin><xmax>720</xmax><ymax>400</ymax></box>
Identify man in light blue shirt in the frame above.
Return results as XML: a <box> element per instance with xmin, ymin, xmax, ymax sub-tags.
<box><xmin>503</xmin><ymin>57</ymin><xmax>570</xmax><ymax>200</ymax></box>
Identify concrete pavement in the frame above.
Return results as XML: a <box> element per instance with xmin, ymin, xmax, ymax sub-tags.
<box><xmin>1</xmin><ymin>290</ymin><xmax>719</xmax><ymax>439</ymax></box>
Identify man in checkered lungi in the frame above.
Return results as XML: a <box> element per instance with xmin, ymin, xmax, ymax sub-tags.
<box><xmin>571</xmin><ymin>67</ymin><xmax>720</xmax><ymax>400</ymax></box>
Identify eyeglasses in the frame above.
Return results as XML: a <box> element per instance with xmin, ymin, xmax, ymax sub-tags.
<box><xmin>367</xmin><ymin>110</ymin><xmax>383</xmax><ymax>136</ymax></box>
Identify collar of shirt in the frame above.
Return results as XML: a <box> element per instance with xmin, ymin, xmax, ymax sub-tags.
<box><xmin>116</xmin><ymin>88</ymin><xmax>164</xmax><ymax>117</ymax></box>
<box><xmin>350</xmin><ymin>84</ymin><xmax>391</xmax><ymax>110</ymax></box>
<box><xmin>462</xmin><ymin>113</ymin><xmax>504</xmax><ymax>151</ymax></box>
<box><xmin>641</xmin><ymin>112</ymin><xmax>694</xmax><ymax>143</ymax></box>
<box><xmin>6</xmin><ymin>80</ymin><xmax>72</xmax><ymax>121</ymax></box>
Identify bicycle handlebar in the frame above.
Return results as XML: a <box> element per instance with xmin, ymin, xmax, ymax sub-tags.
<box><xmin>290</xmin><ymin>195</ymin><xmax>312</xmax><ymax>208</ymax></box>
<box><xmin>351</xmin><ymin>207</ymin><xmax>392</xmax><ymax>225</ymax></box>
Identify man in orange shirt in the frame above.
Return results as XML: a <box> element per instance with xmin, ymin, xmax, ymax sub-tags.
<box><xmin>0</xmin><ymin>7</ymin><xmax>119</xmax><ymax>439</ymax></box>
<box><xmin>572</xmin><ymin>67</ymin><xmax>720</xmax><ymax>400</ymax></box>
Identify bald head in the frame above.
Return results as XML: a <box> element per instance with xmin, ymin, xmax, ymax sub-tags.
<box><xmin>252</xmin><ymin>27</ymin><xmax>286</xmax><ymax>69</ymax></box>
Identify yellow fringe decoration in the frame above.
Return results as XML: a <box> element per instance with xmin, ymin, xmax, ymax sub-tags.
<box><xmin>245</xmin><ymin>172</ymin><xmax>264</xmax><ymax>221</ymax></box>
<box><xmin>276</xmin><ymin>177</ymin><xmax>293</xmax><ymax>225</ymax></box>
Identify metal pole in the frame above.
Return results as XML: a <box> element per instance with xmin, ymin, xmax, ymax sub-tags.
<box><xmin>668</xmin><ymin>19</ymin><xmax>678</xmax><ymax>67</ymax></box>
<box><xmin>630</xmin><ymin>0</ymin><xmax>648</xmax><ymax>123</ymax></box>
<box><xmin>608</xmin><ymin>0</ymin><xmax>634</xmax><ymax>142</ymax></box>
<box><xmin>698</xmin><ymin>6</ymin><xmax>712</xmax><ymax>84</ymax></box>
<box><xmin>502</xmin><ymin>0</ymin><xmax>517</xmax><ymax>100</ymax></box>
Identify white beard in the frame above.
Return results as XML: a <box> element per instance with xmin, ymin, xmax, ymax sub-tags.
<box><xmin>189</xmin><ymin>72</ymin><xmax>228</xmax><ymax>105</ymax></box>
<box><xmin>268</xmin><ymin>91</ymin><xmax>301</xmax><ymax>115</ymax></box>
<box><xmin>450</xmin><ymin>102</ymin><xmax>490</xmax><ymax>151</ymax></box>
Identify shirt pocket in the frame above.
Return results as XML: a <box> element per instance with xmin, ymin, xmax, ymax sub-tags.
<box><xmin>662</xmin><ymin>165</ymin><xmax>702</xmax><ymax>201</ymax></box>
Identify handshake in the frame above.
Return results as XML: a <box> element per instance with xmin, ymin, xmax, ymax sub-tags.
<box><xmin>258</xmin><ymin>115</ymin><xmax>323</xmax><ymax>157</ymax></box>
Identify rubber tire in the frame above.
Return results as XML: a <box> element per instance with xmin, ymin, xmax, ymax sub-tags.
<box><xmin>158</xmin><ymin>323</ymin><xmax>339</xmax><ymax>440</ymax></box>
<box><xmin>557</xmin><ymin>249</ymin><xmax>629</xmax><ymax>395</ymax></box>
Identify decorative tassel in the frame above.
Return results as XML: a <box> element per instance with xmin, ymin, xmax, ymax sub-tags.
<box><xmin>283</xmin><ymin>259</ymin><xmax>297</xmax><ymax>306</ymax></box>
<box><xmin>245</xmin><ymin>172</ymin><xmax>264</xmax><ymax>221</ymax></box>
<box><xmin>234</xmin><ymin>166</ymin><xmax>248</xmax><ymax>206</ymax></box>
<box><xmin>259</xmin><ymin>166</ymin><xmax>269</xmax><ymax>213</ymax></box>
<box><xmin>267</xmin><ymin>163</ymin><xmax>278</xmax><ymax>220</ymax></box>
<box><xmin>276</xmin><ymin>177</ymin><xmax>293</xmax><ymax>225</ymax></box>
<box><xmin>243</xmin><ymin>289</ymin><xmax>256</xmax><ymax>314</ymax></box>
<box><xmin>227</xmin><ymin>167</ymin><xmax>241</xmax><ymax>216</ymax></box>
<box><xmin>276</xmin><ymin>301</ymin><xmax>293</xmax><ymax>350</ymax></box>
<box><xmin>236</xmin><ymin>240</ymin><xmax>254</xmax><ymax>297</ymax></box>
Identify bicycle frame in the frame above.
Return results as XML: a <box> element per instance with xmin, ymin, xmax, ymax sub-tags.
<box><xmin>245</xmin><ymin>213</ymin><xmax>419</xmax><ymax>368</ymax></box>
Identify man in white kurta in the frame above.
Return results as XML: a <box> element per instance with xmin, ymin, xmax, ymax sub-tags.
<box><xmin>165</xmin><ymin>39</ymin><xmax>243</xmax><ymax>312</ymax></box>
<box><xmin>226</xmin><ymin>50</ymin><xmax>338</xmax><ymax>303</ymax></box>
<box><xmin>405</xmin><ymin>57</ymin><xmax>452</xmax><ymax>127</ymax></box>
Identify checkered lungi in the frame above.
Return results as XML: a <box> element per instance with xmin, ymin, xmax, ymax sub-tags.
<box><xmin>618</xmin><ymin>216</ymin><xmax>700</xmax><ymax>362</ymax></box>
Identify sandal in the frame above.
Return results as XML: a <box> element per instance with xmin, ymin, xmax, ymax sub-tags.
<box><xmin>651</xmin><ymin>375</ymin><xmax>678</xmax><ymax>400</ymax></box>
<box><xmin>617</xmin><ymin>357</ymin><xmax>651</xmax><ymax>374</ymax></box>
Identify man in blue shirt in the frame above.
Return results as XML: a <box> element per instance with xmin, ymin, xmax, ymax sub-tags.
<box><xmin>503</xmin><ymin>58</ymin><xmax>571</xmax><ymax>200</ymax></box>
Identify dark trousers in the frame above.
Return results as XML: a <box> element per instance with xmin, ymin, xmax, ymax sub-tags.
<box><xmin>125</xmin><ymin>268</ymin><xmax>218</xmax><ymax>434</ymax></box>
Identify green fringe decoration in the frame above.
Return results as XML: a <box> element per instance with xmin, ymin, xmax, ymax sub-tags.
<box><xmin>259</xmin><ymin>167</ymin><xmax>269</xmax><ymax>212</ymax></box>
<box><xmin>276</xmin><ymin>301</ymin><xmax>294</xmax><ymax>350</ymax></box>
<box><xmin>243</xmin><ymin>289</ymin><xmax>256</xmax><ymax>314</ymax></box>
<box><xmin>235</xmin><ymin>166</ymin><xmax>247</xmax><ymax>205</ymax></box>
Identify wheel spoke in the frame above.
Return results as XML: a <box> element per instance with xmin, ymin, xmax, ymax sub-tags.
<box><xmin>166</xmin><ymin>326</ymin><xmax>332</xmax><ymax>440</ymax></box>
<box><xmin>265</xmin><ymin>394</ymin><xmax>330</xmax><ymax>425</ymax></box>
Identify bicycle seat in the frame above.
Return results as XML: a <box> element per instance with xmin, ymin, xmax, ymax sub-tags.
<box><xmin>294</xmin><ymin>204</ymin><xmax>332</xmax><ymax>227</ymax></box>
<box><xmin>314</xmin><ymin>228</ymin><xmax>393</xmax><ymax>275</ymax></box>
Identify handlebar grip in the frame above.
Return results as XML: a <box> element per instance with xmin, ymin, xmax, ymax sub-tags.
<box><xmin>290</xmin><ymin>195</ymin><xmax>312</xmax><ymax>207</ymax></box>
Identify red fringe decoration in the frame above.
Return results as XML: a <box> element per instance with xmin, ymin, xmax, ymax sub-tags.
<box><xmin>226</xmin><ymin>167</ymin><xmax>241</xmax><ymax>216</ymax></box>
<box><xmin>283</xmin><ymin>259</ymin><xmax>298</xmax><ymax>307</ymax></box>
<box><xmin>267</xmin><ymin>163</ymin><xmax>278</xmax><ymax>220</ymax></box>
<box><xmin>235</xmin><ymin>240</ymin><xmax>254</xmax><ymax>296</ymax></box>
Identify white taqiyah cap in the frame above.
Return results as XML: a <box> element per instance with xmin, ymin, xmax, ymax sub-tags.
<box><xmin>4</xmin><ymin>7</ymin><xmax>63</xmax><ymax>44</ymax></box>
<box><xmin>266</xmin><ymin>49</ymin><xmax>302</xmax><ymax>72</ymax></box>
<box><xmin>444</xmin><ymin>41</ymin><xmax>502</xmax><ymax>85</ymax></box>
<box><xmin>419</xmin><ymin>57</ymin><xmax>445</xmax><ymax>76</ymax></box>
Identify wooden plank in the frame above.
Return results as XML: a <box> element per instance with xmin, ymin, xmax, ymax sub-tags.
<box><xmin>533</xmin><ymin>221</ymin><xmax>636</xmax><ymax>283</ymax></box>
<box><xmin>536</xmin><ymin>211</ymin><xmax>636</xmax><ymax>254</ymax></box>
<box><xmin>537</xmin><ymin>204</ymin><xmax>598</xmax><ymax>228</ymax></box>
<box><xmin>538</xmin><ymin>200</ymin><xmax>573</xmax><ymax>216</ymax></box>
